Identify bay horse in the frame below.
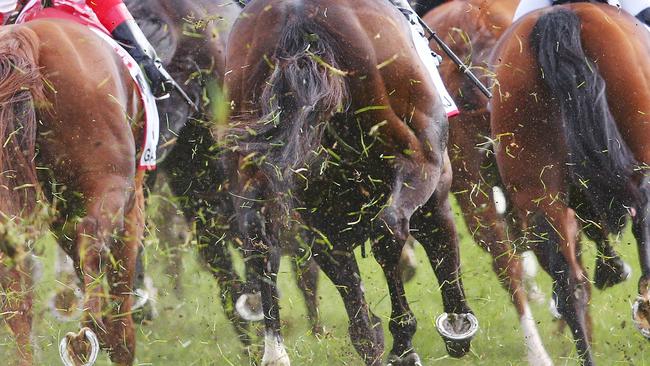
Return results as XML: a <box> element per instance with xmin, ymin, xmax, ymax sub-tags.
<box><xmin>123</xmin><ymin>0</ymin><xmax>325</xmax><ymax>340</ymax></box>
<box><xmin>225</xmin><ymin>0</ymin><xmax>478</xmax><ymax>365</ymax></box>
<box><xmin>491</xmin><ymin>2</ymin><xmax>650</xmax><ymax>364</ymax></box>
<box><xmin>0</xmin><ymin>17</ymin><xmax>146</xmax><ymax>366</ymax></box>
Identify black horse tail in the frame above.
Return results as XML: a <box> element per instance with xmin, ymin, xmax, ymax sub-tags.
<box><xmin>531</xmin><ymin>8</ymin><xmax>639</xmax><ymax>232</ymax></box>
<box><xmin>238</xmin><ymin>15</ymin><xmax>348</xmax><ymax>207</ymax></box>
<box><xmin>0</xmin><ymin>25</ymin><xmax>45</xmax><ymax>257</ymax></box>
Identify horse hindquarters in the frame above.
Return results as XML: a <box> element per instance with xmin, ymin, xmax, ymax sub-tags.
<box><xmin>231</xmin><ymin>11</ymin><xmax>347</xmax><ymax>366</ymax></box>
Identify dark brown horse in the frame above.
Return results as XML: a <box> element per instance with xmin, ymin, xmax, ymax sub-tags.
<box><xmin>225</xmin><ymin>0</ymin><xmax>477</xmax><ymax>365</ymax></box>
<box><xmin>0</xmin><ymin>18</ymin><xmax>146</xmax><ymax>366</ymax></box>
<box><xmin>491</xmin><ymin>2</ymin><xmax>650</xmax><ymax>364</ymax></box>
<box><xmin>123</xmin><ymin>0</ymin><xmax>325</xmax><ymax>340</ymax></box>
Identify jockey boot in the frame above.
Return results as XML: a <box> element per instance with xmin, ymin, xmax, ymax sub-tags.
<box><xmin>111</xmin><ymin>19</ymin><xmax>174</xmax><ymax>98</ymax></box>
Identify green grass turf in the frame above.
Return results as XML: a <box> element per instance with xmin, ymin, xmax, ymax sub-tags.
<box><xmin>2</xmin><ymin>197</ymin><xmax>648</xmax><ymax>365</ymax></box>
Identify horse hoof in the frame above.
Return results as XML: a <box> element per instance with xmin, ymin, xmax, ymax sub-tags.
<box><xmin>594</xmin><ymin>256</ymin><xmax>632</xmax><ymax>290</ymax></box>
<box><xmin>236</xmin><ymin>292</ymin><xmax>264</xmax><ymax>321</ymax></box>
<box><xmin>387</xmin><ymin>352</ymin><xmax>422</xmax><ymax>366</ymax></box>
<box><xmin>59</xmin><ymin>327</ymin><xmax>100</xmax><ymax>366</ymax></box>
<box><xmin>49</xmin><ymin>287</ymin><xmax>83</xmax><ymax>322</ymax></box>
<box><xmin>632</xmin><ymin>296</ymin><xmax>650</xmax><ymax>339</ymax></box>
<box><xmin>435</xmin><ymin>313</ymin><xmax>478</xmax><ymax>358</ymax></box>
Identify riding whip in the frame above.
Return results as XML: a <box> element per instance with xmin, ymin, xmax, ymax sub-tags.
<box><xmin>416</xmin><ymin>17</ymin><xmax>493</xmax><ymax>98</ymax></box>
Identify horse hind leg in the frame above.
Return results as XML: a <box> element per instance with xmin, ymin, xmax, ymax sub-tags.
<box><xmin>312</xmin><ymin>247</ymin><xmax>383</xmax><ymax>365</ymax></box>
<box><xmin>529</xmin><ymin>208</ymin><xmax>594</xmax><ymax>365</ymax></box>
<box><xmin>453</xmin><ymin>188</ymin><xmax>551</xmax><ymax>365</ymax></box>
<box><xmin>371</xmin><ymin>234</ymin><xmax>421</xmax><ymax>366</ymax></box>
<box><xmin>59</xmin><ymin>175</ymin><xmax>135</xmax><ymax>366</ymax></box>
<box><xmin>411</xmin><ymin>191</ymin><xmax>478</xmax><ymax>359</ymax></box>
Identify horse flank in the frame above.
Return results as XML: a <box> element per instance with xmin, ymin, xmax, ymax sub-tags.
<box><xmin>233</xmin><ymin>14</ymin><xmax>348</xmax><ymax>206</ymax></box>
<box><xmin>531</xmin><ymin>8</ymin><xmax>640</xmax><ymax>232</ymax></box>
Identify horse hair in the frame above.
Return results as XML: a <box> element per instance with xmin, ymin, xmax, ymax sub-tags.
<box><xmin>234</xmin><ymin>14</ymin><xmax>348</xmax><ymax>208</ymax></box>
<box><xmin>531</xmin><ymin>8</ymin><xmax>640</xmax><ymax>232</ymax></box>
<box><xmin>0</xmin><ymin>26</ymin><xmax>45</xmax><ymax>255</ymax></box>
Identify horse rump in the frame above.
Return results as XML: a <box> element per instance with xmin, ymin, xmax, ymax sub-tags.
<box><xmin>232</xmin><ymin>14</ymin><xmax>348</xmax><ymax>206</ymax></box>
<box><xmin>530</xmin><ymin>7</ymin><xmax>640</xmax><ymax>232</ymax></box>
<box><xmin>0</xmin><ymin>25</ymin><xmax>45</xmax><ymax>256</ymax></box>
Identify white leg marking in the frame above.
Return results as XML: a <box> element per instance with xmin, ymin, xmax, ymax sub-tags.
<box><xmin>492</xmin><ymin>186</ymin><xmax>507</xmax><ymax>215</ymax></box>
<box><xmin>522</xmin><ymin>251</ymin><xmax>545</xmax><ymax>303</ymax></box>
<box><xmin>520</xmin><ymin>305</ymin><xmax>553</xmax><ymax>366</ymax></box>
<box><xmin>262</xmin><ymin>331</ymin><xmax>290</xmax><ymax>366</ymax></box>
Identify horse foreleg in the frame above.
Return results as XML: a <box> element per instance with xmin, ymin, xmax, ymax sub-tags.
<box><xmin>0</xmin><ymin>258</ymin><xmax>33</xmax><ymax>366</ymax></box>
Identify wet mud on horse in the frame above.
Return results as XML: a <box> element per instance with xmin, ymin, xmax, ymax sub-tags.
<box><xmin>226</xmin><ymin>0</ymin><xmax>477</xmax><ymax>365</ymax></box>
<box><xmin>491</xmin><ymin>3</ymin><xmax>650</xmax><ymax>364</ymax></box>
<box><xmin>0</xmin><ymin>19</ymin><xmax>146</xmax><ymax>365</ymax></box>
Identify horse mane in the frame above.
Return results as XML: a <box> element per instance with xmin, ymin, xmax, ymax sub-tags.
<box><xmin>531</xmin><ymin>7</ymin><xmax>640</xmax><ymax>232</ymax></box>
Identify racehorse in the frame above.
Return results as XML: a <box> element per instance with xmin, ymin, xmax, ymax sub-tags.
<box><xmin>225</xmin><ymin>0</ymin><xmax>478</xmax><ymax>365</ymax></box>
<box><xmin>491</xmin><ymin>2</ymin><xmax>650</xmax><ymax>363</ymax></box>
<box><xmin>422</xmin><ymin>3</ymin><xmax>555</xmax><ymax>364</ymax></box>
<box><xmin>124</xmin><ymin>0</ymin><xmax>325</xmax><ymax>340</ymax></box>
<box><xmin>0</xmin><ymin>15</ymin><xmax>146</xmax><ymax>366</ymax></box>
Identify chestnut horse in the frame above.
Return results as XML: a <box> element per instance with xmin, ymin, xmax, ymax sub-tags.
<box><xmin>491</xmin><ymin>2</ymin><xmax>650</xmax><ymax>364</ymax></box>
<box><xmin>0</xmin><ymin>19</ymin><xmax>145</xmax><ymax>366</ymax></box>
<box><xmin>225</xmin><ymin>0</ymin><xmax>478</xmax><ymax>365</ymax></box>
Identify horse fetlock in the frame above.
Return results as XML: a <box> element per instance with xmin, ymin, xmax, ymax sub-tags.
<box><xmin>387</xmin><ymin>352</ymin><xmax>423</xmax><ymax>366</ymax></box>
<box><xmin>632</xmin><ymin>293</ymin><xmax>650</xmax><ymax>339</ymax></box>
<box><xmin>594</xmin><ymin>255</ymin><xmax>632</xmax><ymax>290</ymax></box>
<box><xmin>261</xmin><ymin>331</ymin><xmax>290</xmax><ymax>366</ymax></box>
<box><xmin>379</xmin><ymin>207</ymin><xmax>410</xmax><ymax>242</ymax></box>
<box><xmin>235</xmin><ymin>292</ymin><xmax>264</xmax><ymax>322</ymax></box>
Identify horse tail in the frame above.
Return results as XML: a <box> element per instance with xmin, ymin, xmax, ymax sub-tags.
<box><xmin>237</xmin><ymin>14</ymin><xmax>348</xmax><ymax>206</ymax></box>
<box><xmin>531</xmin><ymin>8</ymin><xmax>639</xmax><ymax>231</ymax></box>
<box><xmin>0</xmin><ymin>26</ymin><xmax>45</xmax><ymax>256</ymax></box>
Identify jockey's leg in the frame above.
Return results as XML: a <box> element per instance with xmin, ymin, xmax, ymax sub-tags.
<box><xmin>86</xmin><ymin>0</ymin><xmax>173</xmax><ymax>97</ymax></box>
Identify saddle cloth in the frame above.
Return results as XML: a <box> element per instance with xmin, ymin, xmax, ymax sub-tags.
<box><xmin>17</xmin><ymin>0</ymin><xmax>160</xmax><ymax>170</ymax></box>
